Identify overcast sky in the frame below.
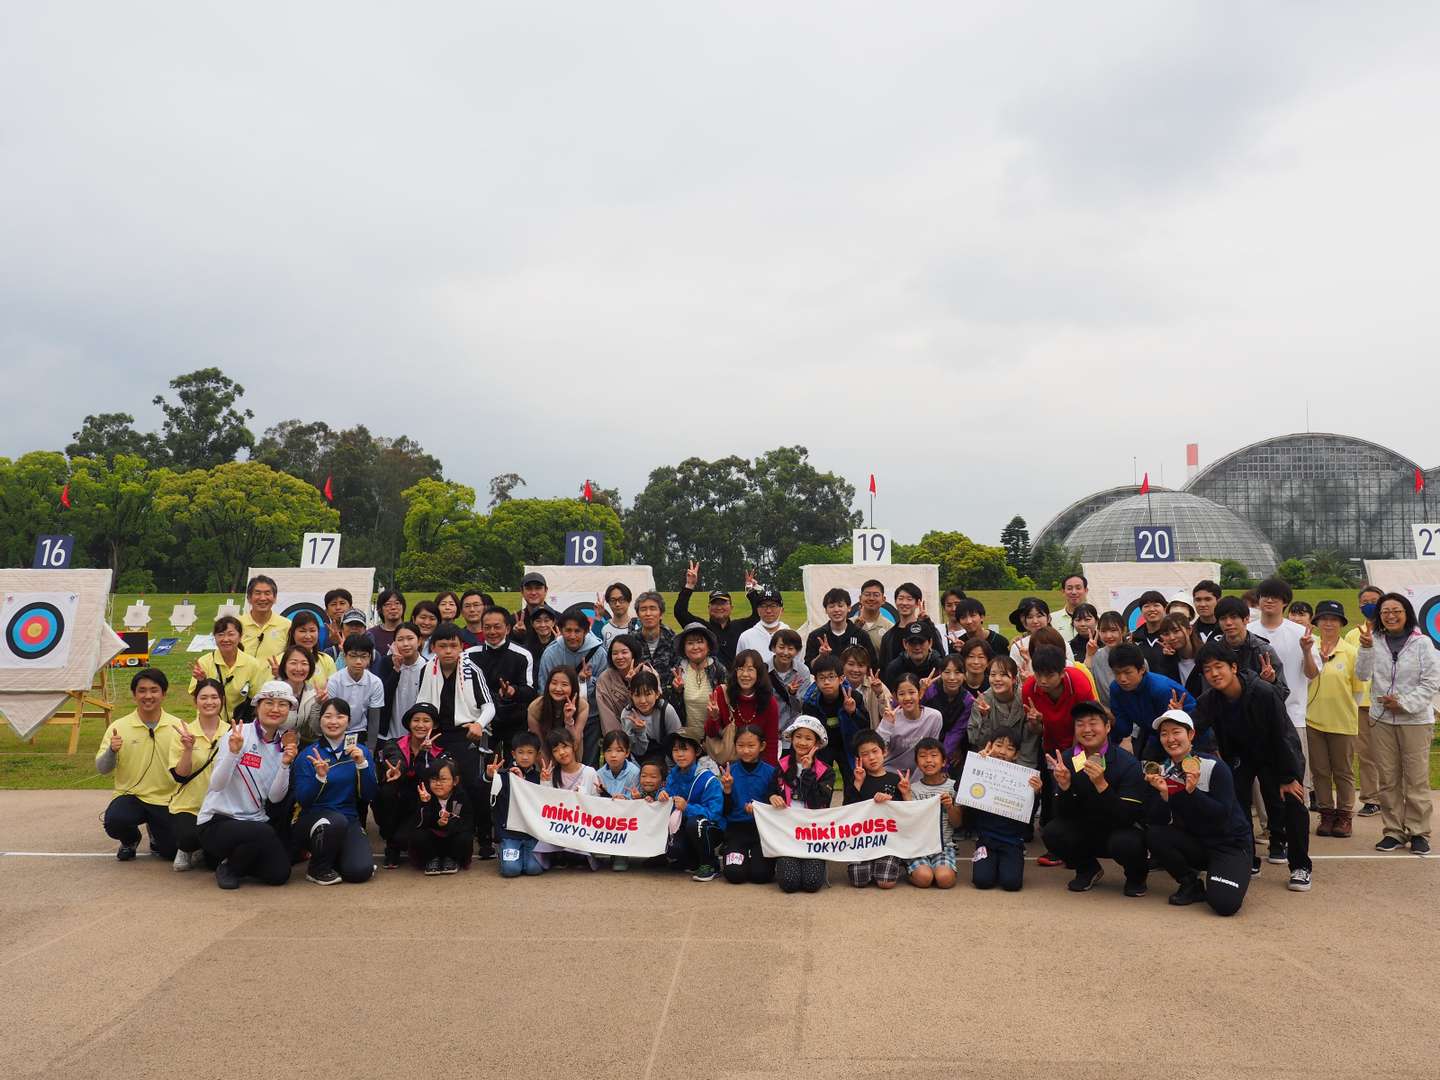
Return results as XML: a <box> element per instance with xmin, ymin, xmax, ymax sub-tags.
<box><xmin>4</xmin><ymin>2</ymin><xmax>1438</xmax><ymax>545</ymax></box>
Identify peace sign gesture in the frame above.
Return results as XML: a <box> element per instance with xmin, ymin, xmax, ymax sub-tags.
<box><xmin>706</xmin><ymin>691</ymin><xmax>721</xmax><ymax>724</ymax></box>
<box><xmin>881</xmin><ymin>698</ymin><xmax>897</xmax><ymax>724</ymax></box>
<box><xmin>1299</xmin><ymin>624</ymin><xmax>1314</xmax><ymax>653</ymax></box>
<box><xmin>384</xmin><ymin>757</ymin><xmax>403</xmax><ymax>783</ymax></box>
<box><xmin>1046</xmin><ymin>750</ymin><xmax>1072</xmax><ymax>791</ymax></box>
<box><xmin>1023</xmin><ymin>699</ymin><xmax>1043</xmax><ymax>732</ymax></box>
<box><xmin>672</xmin><ymin>666</ymin><xmax>686</xmax><ymax>691</ymax></box>
<box><xmin>563</xmin><ymin>693</ymin><xmax>577</xmax><ymax>723</ymax></box>
<box><xmin>308</xmin><ymin>748</ymin><xmax>329</xmax><ymax>781</ymax></box>
<box><xmin>974</xmin><ymin>695</ymin><xmax>991</xmax><ymax>717</ymax></box>
<box><xmin>227</xmin><ymin>718</ymin><xmax>244</xmax><ymax>754</ymax></box>
<box><xmin>719</xmin><ymin>763</ymin><xmax>733</xmax><ymax>793</ymax></box>
<box><xmin>744</xmin><ymin>568</ymin><xmax>759</xmax><ymax>591</ymax></box>
<box><xmin>594</xmin><ymin>591</ymin><xmax>609</xmax><ymax>620</ymax></box>
<box><xmin>842</xmin><ymin>684</ymin><xmax>856</xmax><ymax>714</ymax></box>
<box><xmin>1259</xmin><ymin>652</ymin><xmax>1277</xmax><ymax>682</ymax></box>
<box><xmin>417</xmin><ymin>782</ymin><xmax>431</xmax><ymax>804</ymax></box>
<box><xmin>1358</xmin><ymin>621</ymin><xmax>1373</xmax><ymax>648</ymax></box>
<box><xmin>867</xmin><ymin>670</ymin><xmax>885</xmax><ymax>695</ymax></box>
<box><xmin>919</xmin><ymin>668</ymin><xmax>939</xmax><ymax>694</ymax></box>
<box><xmin>1085</xmin><ymin>628</ymin><xmax>1099</xmax><ymax>659</ymax></box>
<box><xmin>685</xmin><ymin>560</ymin><xmax>700</xmax><ymax>589</ymax></box>
<box><xmin>817</xmin><ymin>635</ymin><xmax>831</xmax><ymax>654</ymax></box>
<box><xmin>176</xmin><ymin>723</ymin><xmax>195</xmax><ymax>750</ymax></box>
<box><xmin>852</xmin><ymin>757</ymin><xmax>867</xmax><ymax>791</ymax></box>
<box><xmin>540</xmin><ymin>757</ymin><xmax>554</xmax><ymax>783</ymax></box>
<box><xmin>1167</xmin><ymin>689</ymin><xmax>1187</xmax><ymax>712</ymax></box>
<box><xmin>897</xmin><ymin>768</ymin><xmax>912</xmax><ymax>799</ymax></box>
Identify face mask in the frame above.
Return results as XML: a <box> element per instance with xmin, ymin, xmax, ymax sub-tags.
<box><xmin>1360</xmin><ymin>603</ymin><xmax>1378</xmax><ymax>619</ymax></box>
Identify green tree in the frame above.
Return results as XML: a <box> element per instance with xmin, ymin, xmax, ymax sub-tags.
<box><xmin>487</xmin><ymin>472</ymin><xmax>526</xmax><ymax>507</ymax></box>
<box><xmin>65</xmin><ymin>454</ymin><xmax>168</xmax><ymax>576</ymax></box>
<box><xmin>1027</xmin><ymin>540</ymin><xmax>1082</xmax><ymax>590</ymax></box>
<box><xmin>0</xmin><ymin>452</ymin><xmax>68</xmax><ymax>566</ymax></box>
<box><xmin>742</xmin><ymin>447</ymin><xmax>860</xmax><ymax>577</ymax></box>
<box><xmin>397</xmin><ymin>479</ymin><xmax>522</xmax><ymax>590</ymax></box>
<box><xmin>1303</xmin><ymin>549</ymin><xmax>1359</xmax><ymax>589</ymax></box>
<box><xmin>1218</xmin><ymin>559</ymin><xmax>1255</xmax><ymax>590</ymax></box>
<box><xmin>326</xmin><ymin>426</ymin><xmax>442</xmax><ymax>579</ymax></box>
<box><xmin>775</xmin><ymin>543</ymin><xmax>849</xmax><ymax>590</ymax></box>
<box><xmin>1276</xmin><ymin>557</ymin><xmax>1310</xmax><ymax>589</ymax></box>
<box><xmin>999</xmin><ymin>516</ymin><xmax>1032</xmax><ymax>576</ymax></box>
<box><xmin>893</xmin><ymin>531</ymin><xmax>1030</xmax><ymax>590</ymax></box>
<box><xmin>66</xmin><ymin>412</ymin><xmax>164</xmax><ymax>465</ymax></box>
<box><xmin>486</xmin><ymin>498</ymin><xmax>625</xmax><ymax>569</ymax></box>
<box><xmin>155</xmin><ymin>462</ymin><xmax>339</xmax><ymax>591</ymax></box>
<box><xmin>251</xmin><ymin>420</ymin><xmax>338</xmax><ymax>484</ymax></box>
<box><xmin>152</xmin><ymin>367</ymin><xmax>256</xmax><ymax>470</ymax></box>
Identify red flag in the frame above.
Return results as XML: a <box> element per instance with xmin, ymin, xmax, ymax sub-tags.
<box><xmin>582</xmin><ymin>479</ymin><xmax>593</xmax><ymax>502</ymax></box>
<box><xmin>868</xmin><ymin>473</ymin><xmax>877</xmax><ymax>496</ymax></box>
<box><xmin>60</xmin><ymin>483</ymin><xmax>71</xmax><ymax>509</ymax></box>
<box><xmin>322</xmin><ymin>475</ymin><xmax>334</xmax><ymax>503</ymax></box>
<box><xmin>1139</xmin><ymin>472</ymin><xmax>1150</xmax><ymax>495</ymax></box>
<box><xmin>1417</xmin><ymin>468</ymin><xmax>1426</xmax><ymax>494</ymax></box>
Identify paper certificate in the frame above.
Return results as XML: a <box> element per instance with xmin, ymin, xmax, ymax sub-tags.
<box><xmin>956</xmin><ymin>754</ymin><xmax>1038</xmax><ymax>824</ymax></box>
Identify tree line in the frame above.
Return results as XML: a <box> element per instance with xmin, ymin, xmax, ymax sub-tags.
<box><xmin>5</xmin><ymin>368</ymin><xmax>1062</xmax><ymax>593</ymax></box>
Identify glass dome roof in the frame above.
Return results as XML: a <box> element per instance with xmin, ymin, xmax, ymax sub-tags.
<box><xmin>1063</xmin><ymin>491</ymin><xmax>1279</xmax><ymax>576</ymax></box>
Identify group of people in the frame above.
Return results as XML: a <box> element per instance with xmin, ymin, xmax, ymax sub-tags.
<box><xmin>96</xmin><ymin>567</ymin><xmax>1438</xmax><ymax>914</ymax></box>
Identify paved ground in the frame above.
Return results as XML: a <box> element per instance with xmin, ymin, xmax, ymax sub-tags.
<box><xmin>2</xmin><ymin>792</ymin><xmax>1437</xmax><ymax>1080</ymax></box>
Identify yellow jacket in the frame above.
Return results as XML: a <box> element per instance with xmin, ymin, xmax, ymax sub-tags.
<box><xmin>97</xmin><ymin>711</ymin><xmax>183</xmax><ymax>806</ymax></box>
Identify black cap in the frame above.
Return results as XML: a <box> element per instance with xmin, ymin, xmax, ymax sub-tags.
<box><xmin>1314</xmin><ymin>600</ymin><xmax>1347</xmax><ymax>625</ymax></box>
<box><xmin>902</xmin><ymin>622</ymin><xmax>931</xmax><ymax>643</ymax></box>
<box><xmin>340</xmin><ymin>608</ymin><xmax>368</xmax><ymax>625</ymax></box>
<box><xmin>708</xmin><ymin>589</ymin><xmax>732</xmax><ymax>602</ymax></box>
<box><xmin>520</xmin><ymin>572</ymin><xmax>547</xmax><ymax>588</ymax></box>
<box><xmin>755</xmin><ymin>588</ymin><xmax>783</xmax><ymax>606</ymax></box>
<box><xmin>528</xmin><ymin>604</ymin><xmax>559</xmax><ymax>623</ymax></box>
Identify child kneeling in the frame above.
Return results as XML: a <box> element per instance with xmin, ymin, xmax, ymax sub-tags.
<box><xmin>411</xmin><ymin>758</ymin><xmax>473</xmax><ymax>874</ymax></box>
<box><xmin>970</xmin><ymin>728</ymin><xmax>1041</xmax><ymax>892</ymax></box>
<box><xmin>907</xmin><ymin>737</ymin><xmax>960</xmax><ymax>889</ymax></box>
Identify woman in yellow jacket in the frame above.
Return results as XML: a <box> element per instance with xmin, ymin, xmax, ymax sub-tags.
<box><xmin>96</xmin><ymin>668</ymin><xmax>183</xmax><ymax>861</ymax></box>
<box><xmin>168</xmin><ymin>678</ymin><xmax>230</xmax><ymax>871</ymax></box>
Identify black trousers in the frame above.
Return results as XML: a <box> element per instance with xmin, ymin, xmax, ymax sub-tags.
<box><xmin>972</xmin><ymin>842</ymin><xmax>1024</xmax><ymax>891</ymax></box>
<box><xmin>1147</xmin><ymin>824</ymin><xmax>1251</xmax><ymax>916</ymax></box>
<box><xmin>198</xmin><ymin>815</ymin><xmax>291</xmax><ymax>885</ymax></box>
<box><xmin>411</xmin><ymin>828</ymin><xmax>474</xmax><ymax>866</ymax></box>
<box><xmin>721</xmin><ymin>821</ymin><xmax>775</xmax><ymax>884</ymax></box>
<box><xmin>775</xmin><ymin>857</ymin><xmax>826</xmax><ymax>893</ymax></box>
<box><xmin>1042</xmin><ymin>816</ymin><xmax>1149</xmax><ymax>882</ymax></box>
<box><xmin>1232</xmin><ymin>762</ymin><xmax>1311</xmax><ymax>872</ymax></box>
<box><xmin>169</xmin><ymin>811</ymin><xmax>203</xmax><ymax>855</ymax></box>
<box><xmin>667</xmin><ymin>816</ymin><xmax>722</xmax><ymax>871</ymax></box>
<box><xmin>444</xmin><ymin>742</ymin><xmax>493</xmax><ymax>849</ymax></box>
<box><xmin>293</xmin><ymin>809</ymin><xmax>374</xmax><ymax>882</ymax></box>
<box><xmin>103</xmin><ymin>795</ymin><xmax>176</xmax><ymax>858</ymax></box>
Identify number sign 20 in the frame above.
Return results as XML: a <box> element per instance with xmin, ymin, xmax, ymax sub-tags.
<box><xmin>1133</xmin><ymin>525</ymin><xmax>1176</xmax><ymax>562</ymax></box>
<box><xmin>565</xmin><ymin>531</ymin><xmax>604</xmax><ymax>566</ymax></box>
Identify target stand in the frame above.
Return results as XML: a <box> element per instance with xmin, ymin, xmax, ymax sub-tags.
<box><xmin>28</xmin><ymin>668</ymin><xmax>112</xmax><ymax>754</ymax></box>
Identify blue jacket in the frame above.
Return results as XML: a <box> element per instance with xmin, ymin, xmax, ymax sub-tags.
<box><xmin>1109</xmin><ymin>672</ymin><xmax>1196</xmax><ymax>751</ymax></box>
<box><xmin>722</xmin><ymin>759</ymin><xmax>777</xmax><ymax>824</ymax></box>
<box><xmin>663</xmin><ymin>760</ymin><xmax>724</xmax><ymax>823</ymax></box>
<box><xmin>293</xmin><ymin>740</ymin><xmax>378</xmax><ymax>821</ymax></box>
<box><xmin>536</xmin><ymin>633</ymin><xmax>609</xmax><ymax>699</ymax></box>
<box><xmin>596</xmin><ymin>758</ymin><xmax>640</xmax><ymax>798</ymax></box>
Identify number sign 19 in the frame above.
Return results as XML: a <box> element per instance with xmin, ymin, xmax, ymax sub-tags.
<box><xmin>33</xmin><ymin>534</ymin><xmax>74</xmax><ymax>569</ymax></box>
<box><xmin>1412</xmin><ymin>524</ymin><xmax>1440</xmax><ymax>559</ymax></box>
<box><xmin>1133</xmin><ymin>525</ymin><xmax>1176</xmax><ymax>562</ymax></box>
<box><xmin>300</xmin><ymin>532</ymin><xmax>342</xmax><ymax>569</ymax></box>
<box><xmin>852</xmin><ymin>529</ymin><xmax>892</xmax><ymax>565</ymax></box>
<box><xmin>564</xmin><ymin>531</ymin><xmax>604</xmax><ymax>566</ymax></box>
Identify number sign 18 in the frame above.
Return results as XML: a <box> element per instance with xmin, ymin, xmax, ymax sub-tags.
<box><xmin>1133</xmin><ymin>525</ymin><xmax>1176</xmax><ymax>562</ymax></box>
<box><xmin>1412</xmin><ymin>524</ymin><xmax>1440</xmax><ymax>559</ymax></box>
<box><xmin>564</xmin><ymin>531</ymin><xmax>604</xmax><ymax>566</ymax></box>
<box><xmin>852</xmin><ymin>529</ymin><xmax>892</xmax><ymax>565</ymax></box>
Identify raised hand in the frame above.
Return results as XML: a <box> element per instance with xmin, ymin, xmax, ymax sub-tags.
<box><xmin>498</xmin><ymin>678</ymin><xmax>516</xmax><ymax>700</ymax></box>
<box><xmin>867</xmin><ymin>671</ymin><xmax>885</xmax><ymax>695</ymax></box>
<box><xmin>1023</xmin><ymin>699</ymin><xmax>1043</xmax><ymax>732</ymax></box>
<box><xmin>309</xmin><ymin>748</ymin><xmax>329</xmax><ymax>781</ymax></box>
<box><xmin>595</xmin><ymin>591</ymin><xmax>609</xmax><ymax>620</ymax></box>
<box><xmin>796</xmin><ymin>748</ymin><xmax>814</xmax><ymax>770</ymax></box>
<box><xmin>719</xmin><ymin>764</ymin><xmax>733</xmax><ymax>793</ymax></box>
<box><xmin>897</xmin><ymin>769</ymin><xmax>912</xmax><ymax>799</ymax></box>
<box><xmin>685</xmin><ymin>560</ymin><xmax>700</xmax><ymax>589</ymax></box>
<box><xmin>852</xmin><ymin>758</ymin><xmax>866</xmax><ymax>791</ymax></box>
<box><xmin>818</xmin><ymin>636</ymin><xmax>831</xmax><ymax>654</ymax></box>
<box><xmin>1259</xmin><ymin>653</ymin><xmax>1277</xmax><ymax>682</ymax></box>
<box><xmin>1184</xmin><ymin>769</ymin><xmax>1199</xmax><ymax>795</ymax></box>
<box><xmin>882</xmin><ymin>699</ymin><xmax>897</xmax><ymax>724</ymax></box>
<box><xmin>176</xmin><ymin>723</ymin><xmax>195</xmax><ymax>750</ymax></box>
<box><xmin>706</xmin><ymin>692</ymin><xmax>721</xmax><ymax>724</ymax></box>
<box><xmin>629</xmin><ymin>787</ymin><xmax>642</xmax><ymax>800</ymax></box>
<box><xmin>920</xmin><ymin>669</ymin><xmax>938</xmax><ymax>694</ymax></box>
<box><xmin>578</xmin><ymin>660</ymin><xmax>592</xmax><ymax>682</ymax></box>
<box><xmin>190</xmin><ymin>660</ymin><xmax>206</xmax><ymax>681</ymax></box>
<box><xmin>1047</xmin><ymin>750</ymin><xmax>1071</xmax><ymax>791</ymax></box>
<box><xmin>109</xmin><ymin>726</ymin><xmax>124</xmax><ymax>754</ymax></box>
<box><xmin>385</xmin><ymin>758</ymin><xmax>403</xmax><ymax>783</ymax></box>
<box><xmin>672</xmin><ymin>666</ymin><xmax>686</xmax><ymax>691</ymax></box>
<box><xmin>788</xmin><ymin>674</ymin><xmax>802</xmax><ymax>694</ymax></box>
<box><xmin>315</xmin><ymin>684</ymin><xmax>329</xmax><ymax>704</ymax></box>
<box><xmin>280</xmin><ymin>735</ymin><xmax>298</xmax><ymax>767</ymax></box>
<box><xmin>975</xmin><ymin>695</ymin><xmax>991</xmax><ymax>716</ymax></box>
<box><xmin>227</xmin><ymin>719</ymin><xmax>244</xmax><ymax>753</ymax></box>
<box><xmin>1168</xmin><ymin>690</ymin><xmax>1186</xmax><ymax>712</ymax></box>
<box><xmin>565</xmin><ymin>694</ymin><xmax>578</xmax><ymax>724</ymax></box>
<box><xmin>269</xmin><ymin>655</ymin><xmax>281</xmax><ymax>676</ymax></box>
<box><xmin>417</xmin><ymin>782</ymin><xmax>431</xmax><ymax>803</ymax></box>
<box><xmin>842</xmin><ymin>685</ymin><xmax>856</xmax><ymax>714</ymax></box>
<box><xmin>1085</xmin><ymin>629</ymin><xmax>1099</xmax><ymax>659</ymax></box>
<box><xmin>744</xmin><ymin>568</ymin><xmax>759</xmax><ymax>591</ymax></box>
<box><xmin>1358</xmin><ymin>622</ymin><xmax>1373</xmax><ymax>648</ymax></box>
<box><xmin>540</xmin><ymin>758</ymin><xmax>554</xmax><ymax>783</ymax></box>
<box><xmin>1300</xmin><ymin>625</ymin><xmax>1314</xmax><ymax>653</ymax></box>
<box><xmin>630</xmin><ymin>712</ymin><xmax>648</xmax><ymax>732</ymax></box>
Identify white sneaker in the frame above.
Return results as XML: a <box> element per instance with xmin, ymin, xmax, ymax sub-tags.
<box><xmin>172</xmin><ymin>850</ymin><xmax>195</xmax><ymax>872</ymax></box>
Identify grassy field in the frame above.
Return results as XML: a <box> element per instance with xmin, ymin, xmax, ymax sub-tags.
<box><xmin>4</xmin><ymin>587</ymin><xmax>1437</xmax><ymax>789</ymax></box>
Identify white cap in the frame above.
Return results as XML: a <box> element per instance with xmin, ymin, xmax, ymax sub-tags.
<box><xmin>781</xmin><ymin>715</ymin><xmax>829</xmax><ymax>749</ymax></box>
<box><xmin>252</xmin><ymin>680</ymin><xmax>298</xmax><ymax>707</ymax></box>
<box><xmin>1152</xmin><ymin>708</ymin><xmax>1194</xmax><ymax>731</ymax></box>
<box><xmin>1168</xmin><ymin>590</ymin><xmax>1195</xmax><ymax>612</ymax></box>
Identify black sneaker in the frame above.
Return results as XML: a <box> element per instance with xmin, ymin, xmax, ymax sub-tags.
<box><xmin>1168</xmin><ymin>878</ymin><xmax>1207</xmax><ymax>906</ymax></box>
<box><xmin>1266</xmin><ymin>846</ymin><xmax>1289</xmax><ymax>865</ymax></box>
<box><xmin>1375</xmin><ymin>836</ymin><xmax>1404</xmax><ymax>852</ymax></box>
<box><xmin>1411</xmin><ymin>836</ymin><xmax>1431</xmax><ymax>855</ymax></box>
<box><xmin>424</xmin><ymin>858</ymin><xmax>443</xmax><ymax>876</ymax></box>
<box><xmin>1287</xmin><ymin>868</ymin><xmax>1312</xmax><ymax>892</ymax></box>
<box><xmin>1067</xmin><ymin>865</ymin><xmax>1104</xmax><ymax>892</ymax></box>
<box><xmin>382</xmin><ymin>847</ymin><xmax>401</xmax><ymax>870</ymax></box>
<box><xmin>215</xmin><ymin>860</ymin><xmax>241</xmax><ymax>890</ymax></box>
<box><xmin>1250</xmin><ymin>856</ymin><xmax>1262</xmax><ymax>876</ymax></box>
<box><xmin>1358</xmin><ymin>802</ymin><xmax>1381</xmax><ymax>817</ymax></box>
<box><xmin>691</xmin><ymin>865</ymin><xmax>718</xmax><ymax>882</ymax></box>
<box><xmin>306</xmin><ymin>868</ymin><xmax>341</xmax><ymax>886</ymax></box>
<box><xmin>441</xmin><ymin>857</ymin><xmax>460</xmax><ymax>874</ymax></box>
<box><xmin>475</xmin><ymin>841</ymin><xmax>496</xmax><ymax>861</ymax></box>
<box><xmin>1123</xmin><ymin>877</ymin><xmax>1148</xmax><ymax>898</ymax></box>
<box><xmin>116</xmin><ymin>843</ymin><xmax>138</xmax><ymax>862</ymax></box>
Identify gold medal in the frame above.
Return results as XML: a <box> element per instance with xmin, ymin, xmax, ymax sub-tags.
<box><xmin>1181</xmin><ymin>756</ymin><xmax>1201</xmax><ymax>777</ymax></box>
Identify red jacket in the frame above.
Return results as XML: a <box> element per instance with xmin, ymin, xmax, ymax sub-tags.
<box><xmin>708</xmin><ymin>689</ymin><xmax>781</xmax><ymax>764</ymax></box>
<box><xmin>1022</xmin><ymin>667</ymin><xmax>1098</xmax><ymax>754</ymax></box>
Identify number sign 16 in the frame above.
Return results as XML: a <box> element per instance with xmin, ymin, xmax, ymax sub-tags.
<box><xmin>300</xmin><ymin>532</ymin><xmax>342</xmax><ymax>569</ymax></box>
<box><xmin>853</xmin><ymin>529</ymin><xmax>892</xmax><ymax>565</ymax></box>
<box><xmin>564</xmin><ymin>531</ymin><xmax>604</xmax><ymax>566</ymax></box>
<box><xmin>1133</xmin><ymin>525</ymin><xmax>1176</xmax><ymax>562</ymax></box>
<box><xmin>1412</xmin><ymin>524</ymin><xmax>1440</xmax><ymax>559</ymax></box>
<box><xmin>33</xmin><ymin>534</ymin><xmax>74</xmax><ymax>569</ymax></box>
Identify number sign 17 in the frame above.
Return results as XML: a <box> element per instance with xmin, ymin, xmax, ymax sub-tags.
<box><xmin>564</xmin><ymin>531</ymin><xmax>604</xmax><ymax>566</ymax></box>
<box><xmin>853</xmin><ymin>529</ymin><xmax>891</xmax><ymax>565</ymax></box>
<box><xmin>301</xmin><ymin>532</ymin><xmax>342</xmax><ymax>569</ymax></box>
<box><xmin>1413</xmin><ymin>524</ymin><xmax>1440</xmax><ymax>559</ymax></box>
<box><xmin>1134</xmin><ymin>525</ymin><xmax>1176</xmax><ymax>562</ymax></box>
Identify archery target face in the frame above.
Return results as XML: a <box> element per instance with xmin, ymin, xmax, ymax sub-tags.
<box><xmin>1405</xmin><ymin>587</ymin><xmax>1440</xmax><ymax>649</ymax></box>
<box><xmin>276</xmin><ymin>593</ymin><xmax>327</xmax><ymax>645</ymax></box>
<box><xmin>0</xmin><ymin>592</ymin><xmax>79</xmax><ymax>669</ymax></box>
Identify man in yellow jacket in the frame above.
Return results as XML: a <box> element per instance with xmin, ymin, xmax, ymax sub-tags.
<box><xmin>96</xmin><ymin>668</ymin><xmax>184</xmax><ymax>861</ymax></box>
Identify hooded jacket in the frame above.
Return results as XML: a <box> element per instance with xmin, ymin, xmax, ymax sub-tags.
<box><xmin>1355</xmin><ymin>629</ymin><xmax>1440</xmax><ymax>725</ymax></box>
<box><xmin>537</xmin><ymin>632</ymin><xmax>609</xmax><ymax>704</ymax></box>
<box><xmin>663</xmin><ymin>759</ymin><xmax>725</xmax><ymax>823</ymax></box>
<box><xmin>769</xmin><ymin>753</ymin><xmax>834</xmax><ymax>809</ymax></box>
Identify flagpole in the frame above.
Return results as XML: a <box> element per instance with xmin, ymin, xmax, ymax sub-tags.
<box><xmin>869</xmin><ymin>490</ymin><xmax>874</xmax><ymax>528</ymax></box>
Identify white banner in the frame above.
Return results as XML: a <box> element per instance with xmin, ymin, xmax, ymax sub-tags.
<box><xmin>507</xmin><ymin>778</ymin><xmax>670</xmax><ymax>857</ymax></box>
<box><xmin>752</xmin><ymin>797</ymin><xmax>941</xmax><ymax>862</ymax></box>
<box><xmin>956</xmin><ymin>754</ymin><xmax>1039</xmax><ymax>824</ymax></box>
